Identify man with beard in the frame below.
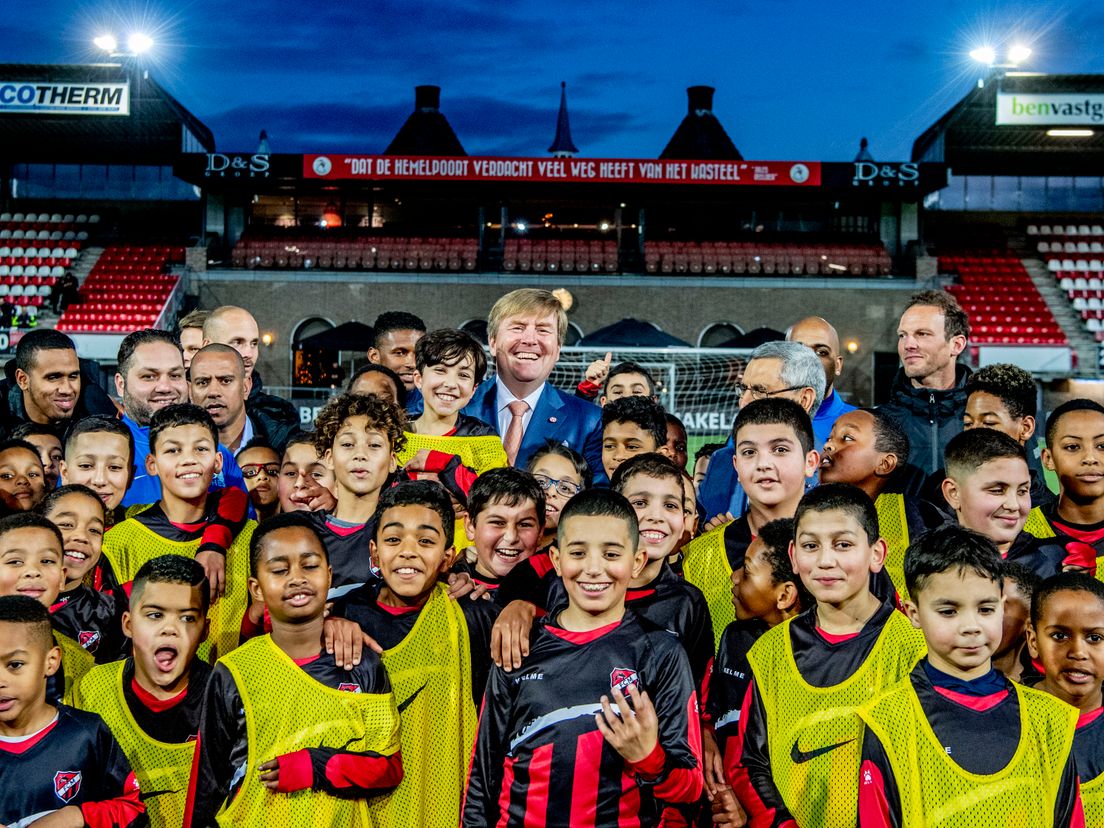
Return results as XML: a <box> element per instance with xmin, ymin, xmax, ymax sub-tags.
<box><xmin>0</xmin><ymin>330</ymin><xmax>117</xmax><ymax>440</ymax></box>
<box><xmin>116</xmin><ymin>330</ymin><xmax>246</xmax><ymax>506</ymax></box>
<box><xmin>188</xmin><ymin>344</ymin><xmax>297</xmax><ymax>455</ymax></box>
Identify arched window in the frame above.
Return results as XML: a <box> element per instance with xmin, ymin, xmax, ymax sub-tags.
<box><xmin>698</xmin><ymin>321</ymin><xmax>744</xmax><ymax>348</ymax></box>
<box><xmin>291</xmin><ymin>317</ymin><xmax>338</xmax><ymax>388</ymax></box>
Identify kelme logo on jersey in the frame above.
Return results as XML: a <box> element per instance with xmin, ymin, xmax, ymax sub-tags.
<box><xmin>54</xmin><ymin>770</ymin><xmax>82</xmax><ymax>802</ymax></box>
<box><xmin>337</xmin><ymin>683</ymin><xmax>361</xmax><ymax>693</ymax></box>
<box><xmin>78</xmin><ymin>630</ymin><xmax>100</xmax><ymax>651</ymax></box>
<box><xmin>610</xmin><ymin>667</ymin><xmax>639</xmax><ymax>693</ymax></box>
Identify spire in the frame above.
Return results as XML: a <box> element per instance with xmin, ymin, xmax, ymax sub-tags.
<box><xmin>854</xmin><ymin>136</ymin><xmax>874</xmax><ymax>162</ymax></box>
<box><xmin>548</xmin><ymin>81</ymin><xmax>579</xmax><ymax>157</ymax></box>
<box><xmin>257</xmin><ymin>129</ymin><xmax>270</xmax><ymax>154</ymax></box>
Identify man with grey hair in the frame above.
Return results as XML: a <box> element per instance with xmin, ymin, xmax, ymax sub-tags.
<box><xmin>786</xmin><ymin>315</ymin><xmax>856</xmax><ymax>445</ymax></box>
<box><xmin>697</xmin><ymin>339</ymin><xmax>828</xmax><ymax>523</ymax></box>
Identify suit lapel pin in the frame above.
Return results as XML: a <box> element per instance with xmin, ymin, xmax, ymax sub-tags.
<box><xmin>549</xmin><ymin>416</ymin><xmax>557</xmax><ymax>423</ymax></box>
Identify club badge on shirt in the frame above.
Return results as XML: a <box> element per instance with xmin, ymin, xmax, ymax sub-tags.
<box><xmin>610</xmin><ymin>667</ymin><xmax>640</xmax><ymax>694</ymax></box>
<box><xmin>54</xmin><ymin>770</ymin><xmax>82</xmax><ymax>802</ymax></box>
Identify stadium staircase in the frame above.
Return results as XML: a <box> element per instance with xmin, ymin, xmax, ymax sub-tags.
<box><xmin>1020</xmin><ymin>256</ymin><xmax>1097</xmax><ymax>370</ymax></box>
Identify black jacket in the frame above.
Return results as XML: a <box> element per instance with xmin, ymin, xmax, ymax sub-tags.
<box><xmin>245</xmin><ymin>370</ymin><xmax>300</xmax><ymax>443</ymax></box>
<box><xmin>0</xmin><ymin>368</ymin><xmax>118</xmax><ymax>441</ymax></box>
<box><xmin>878</xmin><ymin>363</ymin><xmax>972</xmax><ymax>479</ymax></box>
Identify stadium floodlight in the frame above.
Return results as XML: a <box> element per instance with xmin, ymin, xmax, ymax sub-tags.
<box><xmin>1007</xmin><ymin>44</ymin><xmax>1032</xmax><ymax>65</ymax></box>
<box><xmin>1047</xmin><ymin>129</ymin><xmax>1094</xmax><ymax>137</ymax></box>
<box><xmin>93</xmin><ymin>34</ymin><xmax>118</xmax><ymax>52</ymax></box>
<box><xmin>969</xmin><ymin>46</ymin><xmax>997</xmax><ymax>65</ymax></box>
<box><xmin>127</xmin><ymin>32</ymin><xmax>154</xmax><ymax>54</ymax></box>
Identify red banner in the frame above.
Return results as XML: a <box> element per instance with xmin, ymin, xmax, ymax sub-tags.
<box><xmin>303</xmin><ymin>154</ymin><xmax>821</xmax><ymax>186</ymax></box>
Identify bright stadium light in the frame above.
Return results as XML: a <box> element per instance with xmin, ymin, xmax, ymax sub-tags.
<box><xmin>1047</xmin><ymin>129</ymin><xmax>1094</xmax><ymax>137</ymax></box>
<box><xmin>93</xmin><ymin>34</ymin><xmax>118</xmax><ymax>52</ymax></box>
<box><xmin>1007</xmin><ymin>44</ymin><xmax>1032</xmax><ymax>64</ymax></box>
<box><xmin>127</xmin><ymin>32</ymin><xmax>154</xmax><ymax>54</ymax></box>
<box><xmin>969</xmin><ymin>46</ymin><xmax>997</xmax><ymax>65</ymax></box>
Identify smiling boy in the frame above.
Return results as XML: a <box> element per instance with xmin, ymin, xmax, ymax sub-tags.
<box><xmin>857</xmin><ymin>525</ymin><xmax>1083</xmax><ymax>827</ymax></box>
<box><xmin>463</xmin><ymin>488</ymin><xmax>703</xmax><ymax>827</ymax></box>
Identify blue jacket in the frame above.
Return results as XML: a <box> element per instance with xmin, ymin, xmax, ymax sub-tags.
<box><xmin>463</xmin><ymin>379</ymin><xmax>607</xmax><ymax>485</ymax></box>
<box><xmin>696</xmin><ymin>389</ymin><xmax>853</xmax><ymax>523</ymax></box>
<box><xmin>120</xmin><ymin>415</ymin><xmax>247</xmax><ymax>507</ymax></box>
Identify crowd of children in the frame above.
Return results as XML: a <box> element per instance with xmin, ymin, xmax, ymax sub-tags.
<box><xmin>4</xmin><ymin>291</ymin><xmax>1104</xmax><ymax>827</ymax></box>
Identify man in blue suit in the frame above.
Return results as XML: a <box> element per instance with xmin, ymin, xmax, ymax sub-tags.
<box><xmin>463</xmin><ymin>288</ymin><xmax>606</xmax><ymax>485</ymax></box>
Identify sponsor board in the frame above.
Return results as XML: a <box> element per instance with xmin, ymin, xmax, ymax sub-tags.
<box><xmin>0</xmin><ymin>82</ymin><xmax>129</xmax><ymax>115</ymax></box>
<box><xmin>996</xmin><ymin>93</ymin><xmax>1104</xmax><ymax>125</ymax></box>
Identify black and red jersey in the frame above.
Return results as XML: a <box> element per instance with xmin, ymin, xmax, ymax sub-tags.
<box><xmin>1075</xmin><ymin>707</ymin><xmax>1104</xmax><ymax>794</ymax></box>
<box><xmin>300</xmin><ymin>510</ymin><xmax>379</xmax><ymax>599</ymax></box>
<box><xmin>1028</xmin><ymin>504</ymin><xmax>1104</xmax><ymax>576</ymax></box>
<box><xmin>330</xmin><ymin>581</ymin><xmax>499</xmax><ymax>706</ymax></box>
<box><xmin>857</xmin><ymin>660</ymin><xmax>1083</xmax><ymax>828</ymax></box>
<box><xmin>132</xmin><ymin>487</ymin><xmax>248</xmax><ymax>557</ymax></box>
<box><xmin>451</xmin><ymin>557</ymin><xmax>503</xmax><ymax>593</ymax></box>
<box><xmin>51</xmin><ymin>583</ymin><xmax>129</xmax><ymax>665</ymax></box>
<box><xmin>190</xmin><ymin>646</ymin><xmax>399</xmax><ymax>826</ymax></box>
<box><xmin>497</xmin><ymin>558</ymin><xmax>715</xmax><ymax>689</ymax></box>
<box><xmin>462</xmin><ymin>610</ymin><xmax>703</xmax><ymax>828</ymax></box>
<box><xmin>0</xmin><ymin>705</ymin><xmax>145</xmax><ymax>828</ymax></box>
<box><xmin>703</xmin><ymin>618</ymin><xmax>768</xmax><ymax>746</ymax></box>
<box><xmin>120</xmin><ymin>657</ymin><xmax>211</xmax><ymax>745</ymax></box>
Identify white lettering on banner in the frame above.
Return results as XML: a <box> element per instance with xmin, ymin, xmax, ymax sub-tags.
<box><xmin>0</xmin><ymin>82</ymin><xmax>129</xmax><ymax>115</ymax></box>
<box><xmin>674</xmin><ymin>411</ymin><xmax>731</xmax><ymax>432</ymax></box>
<box><xmin>204</xmin><ymin>154</ymin><xmax>270</xmax><ymax>178</ymax></box>
<box><xmin>299</xmin><ymin>406</ymin><xmax>325</xmax><ymax>425</ymax></box>
<box><xmin>996</xmin><ymin>93</ymin><xmax>1104</xmax><ymax>125</ymax></box>
<box><xmin>852</xmin><ymin>162</ymin><xmax>919</xmax><ymax>186</ymax></box>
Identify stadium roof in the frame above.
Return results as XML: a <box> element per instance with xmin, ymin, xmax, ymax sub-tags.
<box><xmin>0</xmin><ymin>63</ymin><xmax>214</xmax><ymax>164</ymax></box>
<box><xmin>912</xmin><ymin>72</ymin><xmax>1104</xmax><ymax>175</ymax></box>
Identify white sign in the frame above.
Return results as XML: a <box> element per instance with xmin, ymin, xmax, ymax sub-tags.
<box><xmin>0</xmin><ymin>82</ymin><xmax>130</xmax><ymax>116</ymax></box>
<box><xmin>996</xmin><ymin>93</ymin><xmax>1104</xmax><ymax>126</ymax></box>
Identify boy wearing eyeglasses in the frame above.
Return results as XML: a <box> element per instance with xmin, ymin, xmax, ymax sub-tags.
<box><xmin>237</xmin><ymin>439</ymin><xmax>281</xmax><ymax>522</ymax></box>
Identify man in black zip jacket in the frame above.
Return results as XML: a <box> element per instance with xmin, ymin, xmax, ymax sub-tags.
<box><xmin>879</xmin><ymin>290</ymin><xmax>971</xmax><ymax>485</ymax></box>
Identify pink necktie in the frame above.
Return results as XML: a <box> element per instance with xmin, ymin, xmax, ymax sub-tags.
<box><xmin>503</xmin><ymin>400</ymin><xmax>530</xmax><ymax>465</ymax></box>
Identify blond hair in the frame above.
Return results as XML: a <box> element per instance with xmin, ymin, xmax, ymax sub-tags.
<box><xmin>487</xmin><ymin>289</ymin><xmax>568</xmax><ymax>345</ymax></box>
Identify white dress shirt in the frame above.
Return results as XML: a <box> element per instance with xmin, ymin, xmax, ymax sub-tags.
<box><xmin>495</xmin><ymin>377</ymin><xmax>545</xmax><ymax>439</ymax></box>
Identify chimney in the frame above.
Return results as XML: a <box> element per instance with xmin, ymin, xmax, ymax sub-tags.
<box><xmin>415</xmin><ymin>85</ymin><xmax>441</xmax><ymax>112</ymax></box>
<box><xmin>687</xmin><ymin>86</ymin><xmax>715</xmax><ymax>114</ymax></box>
<box><xmin>659</xmin><ymin>85</ymin><xmax>742</xmax><ymax>160</ymax></box>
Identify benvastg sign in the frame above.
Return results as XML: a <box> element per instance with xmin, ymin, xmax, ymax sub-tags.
<box><xmin>0</xmin><ymin>82</ymin><xmax>129</xmax><ymax>116</ymax></box>
<box><xmin>996</xmin><ymin>93</ymin><xmax>1104</xmax><ymax>126</ymax></box>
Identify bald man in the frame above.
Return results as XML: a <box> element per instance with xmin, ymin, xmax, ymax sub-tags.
<box><xmin>203</xmin><ymin>305</ymin><xmax>299</xmax><ymax>434</ymax></box>
<box><xmin>786</xmin><ymin>315</ymin><xmax>856</xmax><ymax>446</ymax></box>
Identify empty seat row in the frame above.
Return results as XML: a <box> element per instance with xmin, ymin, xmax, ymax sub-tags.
<box><xmin>1048</xmin><ymin>259</ymin><xmax>1104</xmax><ymax>273</ymax></box>
<box><xmin>1027</xmin><ymin>224</ymin><xmax>1104</xmax><ymax>236</ymax></box>
<box><xmin>0</xmin><ymin>213</ymin><xmax>99</xmax><ymax>224</ymax></box>
<box><xmin>0</xmin><ymin>229</ymin><xmax>89</xmax><ymax>242</ymax></box>
<box><xmin>56</xmin><ymin>244</ymin><xmax>181</xmax><ymax>333</ymax></box>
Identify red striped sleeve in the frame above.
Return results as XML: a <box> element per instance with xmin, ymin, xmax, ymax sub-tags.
<box><xmin>324</xmin><ymin>751</ymin><xmax>404</xmax><ymax>792</ymax></box>
<box><xmin>80</xmin><ymin>771</ymin><xmax>145</xmax><ymax>828</ymax></box>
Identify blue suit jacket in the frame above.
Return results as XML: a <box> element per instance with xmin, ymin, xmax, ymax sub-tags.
<box><xmin>464</xmin><ymin>379</ymin><xmax>607</xmax><ymax>485</ymax></box>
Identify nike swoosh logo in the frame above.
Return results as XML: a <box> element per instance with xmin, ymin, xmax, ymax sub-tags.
<box><xmin>790</xmin><ymin>738</ymin><xmax>855</xmax><ymax>764</ymax></box>
<box><xmin>397</xmin><ymin>682</ymin><xmax>428</xmax><ymax>714</ymax></box>
<box><xmin>140</xmin><ymin>789</ymin><xmax>179</xmax><ymax>800</ymax></box>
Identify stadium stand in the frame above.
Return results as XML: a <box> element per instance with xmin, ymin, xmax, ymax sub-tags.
<box><xmin>1045</xmin><ymin>225</ymin><xmax>1104</xmax><ymax>342</ymax></box>
<box><xmin>0</xmin><ymin>212</ymin><xmax>98</xmax><ymax>309</ymax></box>
<box><xmin>55</xmin><ymin>244</ymin><xmax>184</xmax><ymax>333</ymax></box>
<box><xmin>643</xmin><ymin>240</ymin><xmax>891</xmax><ymax>276</ymax></box>
<box><xmin>503</xmin><ymin>238</ymin><xmax>618</xmax><ymax>273</ymax></box>
<box><xmin>231</xmin><ymin>233</ymin><xmax>478</xmax><ymax>272</ymax></box>
<box><xmin>943</xmin><ymin>251</ymin><xmax>1067</xmax><ymax>346</ymax></box>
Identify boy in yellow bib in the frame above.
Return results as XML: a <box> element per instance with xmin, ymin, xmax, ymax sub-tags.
<box><xmin>330</xmin><ymin>480</ymin><xmax>498</xmax><ymax>828</ymax></box>
<box><xmin>102</xmin><ymin>404</ymin><xmax>255</xmax><ymax>662</ymax></box>
<box><xmin>190</xmin><ymin>515</ymin><xmax>402</xmax><ymax>827</ymax></box>
<box><xmin>727</xmin><ymin>483</ymin><xmax>925</xmax><ymax>828</ymax></box>
<box><xmin>1026</xmin><ymin>571</ymin><xmax>1104</xmax><ymax>826</ymax></box>
<box><xmin>72</xmin><ymin>555</ymin><xmax>212</xmax><ymax>828</ymax></box>
<box><xmin>857</xmin><ymin>525</ymin><xmax>1083</xmax><ymax>826</ymax></box>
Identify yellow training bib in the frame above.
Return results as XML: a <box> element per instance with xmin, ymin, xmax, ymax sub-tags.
<box><xmin>875</xmin><ymin>493</ymin><xmax>911</xmax><ymax>602</ymax></box>
<box><xmin>103</xmin><ymin>517</ymin><xmax>254</xmax><ymax>662</ymax></box>
<box><xmin>859</xmin><ymin>680</ymin><xmax>1077</xmax><ymax>827</ymax></box>
<box><xmin>1084</xmin><ymin>768</ymin><xmax>1104</xmax><ymax>827</ymax></box>
<box><xmin>72</xmin><ymin>661</ymin><xmax>195</xmax><ymax>828</ymax></box>
<box><xmin>682</xmin><ymin>524</ymin><xmax>733</xmax><ymax>649</ymax></box>
<box><xmin>747</xmin><ymin>611</ymin><xmax>926</xmax><ymax>828</ymax></box>
<box><xmin>56</xmin><ymin>630</ymin><xmax>96</xmax><ymax>704</ymax></box>
<box><xmin>396</xmin><ymin>432</ymin><xmax>508</xmax><ymax>475</ymax></box>
<box><xmin>1023</xmin><ymin>506</ymin><xmax>1056</xmax><ymax>540</ymax></box>
<box><xmin>369</xmin><ymin>584</ymin><xmax>478</xmax><ymax>828</ymax></box>
<box><xmin>216</xmin><ymin>636</ymin><xmax>400</xmax><ymax>827</ymax></box>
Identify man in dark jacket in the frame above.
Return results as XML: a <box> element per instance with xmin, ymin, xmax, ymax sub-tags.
<box><xmin>201</xmin><ymin>305</ymin><xmax>300</xmax><ymax>432</ymax></box>
<box><xmin>879</xmin><ymin>289</ymin><xmax>971</xmax><ymax>479</ymax></box>
<box><xmin>0</xmin><ymin>329</ymin><xmax>118</xmax><ymax>440</ymax></box>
